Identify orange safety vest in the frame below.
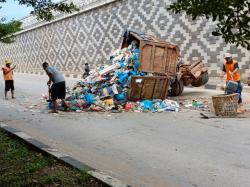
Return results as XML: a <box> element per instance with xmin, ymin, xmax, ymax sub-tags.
<box><xmin>224</xmin><ymin>60</ymin><xmax>240</xmax><ymax>81</ymax></box>
<box><xmin>2</xmin><ymin>67</ymin><xmax>13</xmax><ymax>80</ymax></box>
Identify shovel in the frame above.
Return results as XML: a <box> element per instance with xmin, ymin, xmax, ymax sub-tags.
<box><xmin>46</xmin><ymin>84</ymin><xmax>52</xmax><ymax>102</ymax></box>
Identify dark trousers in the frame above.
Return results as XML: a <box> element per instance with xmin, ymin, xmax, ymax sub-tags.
<box><xmin>5</xmin><ymin>80</ymin><xmax>14</xmax><ymax>92</ymax></box>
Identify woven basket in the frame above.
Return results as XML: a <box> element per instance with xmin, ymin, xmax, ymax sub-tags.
<box><xmin>212</xmin><ymin>94</ymin><xmax>239</xmax><ymax>116</ymax></box>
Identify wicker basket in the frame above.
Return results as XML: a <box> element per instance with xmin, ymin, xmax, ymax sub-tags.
<box><xmin>212</xmin><ymin>94</ymin><xmax>239</xmax><ymax>116</ymax></box>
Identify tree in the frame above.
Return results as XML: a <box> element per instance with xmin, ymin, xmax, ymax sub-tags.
<box><xmin>0</xmin><ymin>0</ymin><xmax>79</xmax><ymax>43</ymax></box>
<box><xmin>0</xmin><ymin>19</ymin><xmax>22</xmax><ymax>43</ymax></box>
<box><xmin>168</xmin><ymin>0</ymin><xmax>250</xmax><ymax>50</ymax></box>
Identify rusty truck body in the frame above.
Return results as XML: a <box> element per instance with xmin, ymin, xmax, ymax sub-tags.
<box><xmin>122</xmin><ymin>29</ymin><xmax>209</xmax><ymax>98</ymax></box>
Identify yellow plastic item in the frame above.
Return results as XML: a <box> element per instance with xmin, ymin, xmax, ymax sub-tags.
<box><xmin>104</xmin><ymin>98</ymin><xmax>114</xmax><ymax>105</ymax></box>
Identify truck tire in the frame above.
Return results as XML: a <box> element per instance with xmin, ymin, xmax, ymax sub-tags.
<box><xmin>169</xmin><ymin>79</ymin><xmax>184</xmax><ymax>96</ymax></box>
<box><xmin>191</xmin><ymin>72</ymin><xmax>209</xmax><ymax>87</ymax></box>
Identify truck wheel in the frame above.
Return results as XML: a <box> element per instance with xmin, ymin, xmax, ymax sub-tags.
<box><xmin>168</xmin><ymin>79</ymin><xmax>183</xmax><ymax>96</ymax></box>
<box><xmin>191</xmin><ymin>72</ymin><xmax>209</xmax><ymax>87</ymax></box>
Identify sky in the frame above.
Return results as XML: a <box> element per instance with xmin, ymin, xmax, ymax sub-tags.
<box><xmin>0</xmin><ymin>0</ymin><xmax>33</xmax><ymax>21</ymax></box>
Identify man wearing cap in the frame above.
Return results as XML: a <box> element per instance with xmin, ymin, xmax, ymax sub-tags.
<box><xmin>42</xmin><ymin>62</ymin><xmax>68</xmax><ymax>113</ymax></box>
<box><xmin>221</xmin><ymin>53</ymin><xmax>242</xmax><ymax>103</ymax></box>
<box><xmin>2</xmin><ymin>59</ymin><xmax>16</xmax><ymax>99</ymax></box>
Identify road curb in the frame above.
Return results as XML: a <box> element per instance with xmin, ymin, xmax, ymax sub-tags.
<box><xmin>0</xmin><ymin>122</ymin><xmax>130</xmax><ymax>187</ymax></box>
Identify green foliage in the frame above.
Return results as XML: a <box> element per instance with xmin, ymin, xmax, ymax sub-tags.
<box><xmin>168</xmin><ymin>0</ymin><xmax>250</xmax><ymax>50</ymax></box>
<box><xmin>0</xmin><ymin>0</ymin><xmax>79</xmax><ymax>43</ymax></box>
<box><xmin>18</xmin><ymin>0</ymin><xmax>79</xmax><ymax>21</ymax></box>
<box><xmin>0</xmin><ymin>20</ymin><xmax>22</xmax><ymax>43</ymax></box>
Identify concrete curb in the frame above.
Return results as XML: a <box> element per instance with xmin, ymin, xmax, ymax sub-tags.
<box><xmin>0</xmin><ymin>122</ymin><xmax>130</xmax><ymax>187</ymax></box>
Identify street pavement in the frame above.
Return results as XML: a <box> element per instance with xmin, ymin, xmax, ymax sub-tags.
<box><xmin>0</xmin><ymin>73</ymin><xmax>250</xmax><ymax>187</ymax></box>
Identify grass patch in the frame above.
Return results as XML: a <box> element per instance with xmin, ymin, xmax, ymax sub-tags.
<box><xmin>0</xmin><ymin>128</ymin><xmax>103</xmax><ymax>186</ymax></box>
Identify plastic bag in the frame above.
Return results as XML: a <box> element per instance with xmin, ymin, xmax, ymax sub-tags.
<box><xmin>161</xmin><ymin>99</ymin><xmax>180</xmax><ymax>112</ymax></box>
<box><xmin>140</xmin><ymin>100</ymin><xmax>154</xmax><ymax>111</ymax></box>
<box><xmin>114</xmin><ymin>93</ymin><xmax>127</xmax><ymax>101</ymax></box>
<box><xmin>85</xmin><ymin>93</ymin><xmax>95</xmax><ymax>105</ymax></box>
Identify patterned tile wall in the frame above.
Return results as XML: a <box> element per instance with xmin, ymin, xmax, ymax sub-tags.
<box><xmin>0</xmin><ymin>0</ymin><xmax>249</xmax><ymax>78</ymax></box>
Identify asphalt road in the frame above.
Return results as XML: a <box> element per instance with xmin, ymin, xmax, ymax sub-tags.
<box><xmin>0</xmin><ymin>73</ymin><xmax>250</xmax><ymax>187</ymax></box>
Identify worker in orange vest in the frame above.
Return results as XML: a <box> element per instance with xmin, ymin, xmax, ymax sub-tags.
<box><xmin>2</xmin><ymin>59</ymin><xmax>16</xmax><ymax>99</ymax></box>
<box><xmin>221</xmin><ymin>53</ymin><xmax>242</xmax><ymax>104</ymax></box>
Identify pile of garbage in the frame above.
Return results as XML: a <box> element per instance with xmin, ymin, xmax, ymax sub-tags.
<box><xmin>58</xmin><ymin>41</ymin><xmax>179</xmax><ymax>113</ymax></box>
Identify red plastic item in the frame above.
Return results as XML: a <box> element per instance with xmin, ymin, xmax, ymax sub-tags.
<box><xmin>124</xmin><ymin>103</ymin><xmax>134</xmax><ymax>111</ymax></box>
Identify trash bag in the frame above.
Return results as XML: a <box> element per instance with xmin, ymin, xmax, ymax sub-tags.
<box><xmin>124</xmin><ymin>102</ymin><xmax>134</xmax><ymax>111</ymax></box>
<box><xmin>140</xmin><ymin>100</ymin><xmax>154</xmax><ymax>111</ymax></box>
<box><xmin>119</xmin><ymin>59</ymin><xmax>127</xmax><ymax>68</ymax></box>
<box><xmin>117</xmin><ymin>71</ymin><xmax>129</xmax><ymax>85</ymax></box>
<box><xmin>133</xmin><ymin>61</ymin><xmax>140</xmax><ymax>71</ymax></box>
<box><xmin>114</xmin><ymin>93</ymin><xmax>126</xmax><ymax>101</ymax></box>
<box><xmin>161</xmin><ymin>99</ymin><xmax>180</xmax><ymax>112</ymax></box>
<box><xmin>85</xmin><ymin>93</ymin><xmax>95</xmax><ymax>105</ymax></box>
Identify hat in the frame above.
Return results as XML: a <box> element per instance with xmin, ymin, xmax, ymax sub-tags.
<box><xmin>5</xmin><ymin>59</ymin><xmax>12</xmax><ymax>65</ymax></box>
<box><xmin>224</xmin><ymin>53</ymin><xmax>232</xmax><ymax>58</ymax></box>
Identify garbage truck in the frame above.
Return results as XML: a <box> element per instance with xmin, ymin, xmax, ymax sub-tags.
<box><xmin>122</xmin><ymin>29</ymin><xmax>209</xmax><ymax>98</ymax></box>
